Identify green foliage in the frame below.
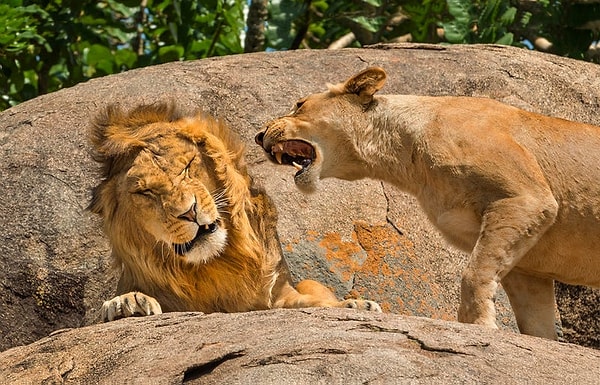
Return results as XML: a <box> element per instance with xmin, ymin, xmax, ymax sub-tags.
<box><xmin>0</xmin><ymin>3</ymin><xmax>48</xmax><ymax>54</ymax></box>
<box><xmin>264</xmin><ymin>0</ymin><xmax>305</xmax><ymax>49</ymax></box>
<box><xmin>402</xmin><ymin>0</ymin><xmax>447</xmax><ymax>43</ymax></box>
<box><xmin>3</xmin><ymin>0</ymin><xmax>600</xmax><ymax>111</ymax></box>
<box><xmin>0</xmin><ymin>0</ymin><xmax>245</xmax><ymax>111</ymax></box>
<box><xmin>441</xmin><ymin>0</ymin><xmax>516</xmax><ymax>44</ymax></box>
<box><xmin>265</xmin><ymin>0</ymin><xmax>409</xmax><ymax>50</ymax></box>
<box><xmin>0</xmin><ymin>2</ymin><xmax>48</xmax><ymax>109</ymax></box>
<box><xmin>527</xmin><ymin>1</ymin><xmax>600</xmax><ymax>60</ymax></box>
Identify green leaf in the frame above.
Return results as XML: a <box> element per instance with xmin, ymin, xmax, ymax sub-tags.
<box><xmin>114</xmin><ymin>48</ymin><xmax>137</xmax><ymax>68</ymax></box>
<box><xmin>495</xmin><ymin>32</ymin><xmax>513</xmax><ymax>45</ymax></box>
<box><xmin>158</xmin><ymin>44</ymin><xmax>184</xmax><ymax>63</ymax></box>
<box><xmin>79</xmin><ymin>15</ymin><xmax>108</xmax><ymax>26</ymax></box>
<box><xmin>520</xmin><ymin>11</ymin><xmax>532</xmax><ymax>27</ymax></box>
<box><xmin>3</xmin><ymin>0</ymin><xmax>24</xmax><ymax>7</ymax></box>
<box><xmin>500</xmin><ymin>7</ymin><xmax>517</xmax><ymax>25</ymax></box>
<box><xmin>440</xmin><ymin>20</ymin><xmax>468</xmax><ymax>43</ymax></box>
<box><xmin>350</xmin><ymin>16</ymin><xmax>380</xmax><ymax>33</ymax></box>
<box><xmin>95</xmin><ymin>59</ymin><xmax>114</xmax><ymax>75</ymax></box>
<box><xmin>362</xmin><ymin>0</ymin><xmax>382</xmax><ymax>6</ymax></box>
<box><xmin>113</xmin><ymin>0</ymin><xmax>141</xmax><ymax>7</ymax></box>
<box><xmin>446</xmin><ymin>0</ymin><xmax>471</xmax><ymax>23</ymax></box>
<box><xmin>86</xmin><ymin>44</ymin><xmax>112</xmax><ymax>66</ymax></box>
<box><xmin>479</xmin><ymin>0</ymin><xmax>499</xmax><ymax>25</ymax></box>
<box><xmin>9</xmin><ymin>65</ymin><xmax>24</xmax><ymax>93</ymax></box>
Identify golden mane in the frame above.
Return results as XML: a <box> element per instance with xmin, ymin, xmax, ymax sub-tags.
<box><xmin>90</xmin><ymin>102</ymin><xmax>269</xmax><ymax>312</ymax></box>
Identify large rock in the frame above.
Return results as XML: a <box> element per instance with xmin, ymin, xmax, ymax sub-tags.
<box><xmin>1</xmin><ymin>309</ymin><xmax>598</xmax><ymax>384</ymax></box>
<box><xmin>0</xmin><ymin>43</ymin><xmax>598</xmax><ymax>353</ymax></box>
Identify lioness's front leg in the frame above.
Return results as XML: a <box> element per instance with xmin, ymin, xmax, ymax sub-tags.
<box><xmin>101</xmin><ymin>292</ymin><xmax>162</xmax><ymax>322</ymax></box>
<box><xmin>274</xmin><ymin>280</ymin><xmax>381</xmax><ymax>312</ymax></box>
<box><xmin>458</xmin><ymin>195</ymin><xmax>558</xmax><ymax>328</ymax></box>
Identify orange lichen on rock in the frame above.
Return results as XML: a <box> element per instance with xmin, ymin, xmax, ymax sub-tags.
<box><xmin>305</xmin><ymin>230</ymin><xmax>320</xmax><ymax>242</ymax></box>
<box><xmin>352</xmin><ymin>220</ymin><xmax>455</xmax><ymax>320</ymax></box>
<box><xmin>282</xmin><ymin>219</ymin><xmax>455</xmax><ymax>321</ymax></box>
<box><xmin>318</xmin><ymin>231</ymin><xmax>367</xmax><ymax>282</ymax></box>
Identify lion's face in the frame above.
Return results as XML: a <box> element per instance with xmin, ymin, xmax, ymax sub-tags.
<box><xmin>89</xmin><ymin>104</ymin><xmax>252</xmax><ymax>267</ymax></box>
<box><xmin>122</xmin><ymin>133</ymin><xmax>228</xmax><ymax>264</ymax></box>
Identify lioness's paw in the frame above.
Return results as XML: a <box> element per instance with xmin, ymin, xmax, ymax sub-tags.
<box><xmin>101</xmin><ymin>292</ymin><xmax>162</xmax><ymax>322</ymax></box>
<box><xmin>341</xmin><ymin>299</ymin><xmax>382</xmax><ymax>312</ymax></box>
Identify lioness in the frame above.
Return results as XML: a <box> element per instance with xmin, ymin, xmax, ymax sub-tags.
<box><xmin>89</xmin><ymin>102</ymin><xmax>380</xmax><ymax>321</ymax></box>
<box><xmin>255</xmin><ymin>67</ymin><xmax>600</xmax><ymax>340</ymax></box>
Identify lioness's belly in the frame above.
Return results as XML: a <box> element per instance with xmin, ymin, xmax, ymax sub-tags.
<box><xmin>517</xmin><ymin>213</ymin><xmax>600</xmax><ymax>286</ymax></box>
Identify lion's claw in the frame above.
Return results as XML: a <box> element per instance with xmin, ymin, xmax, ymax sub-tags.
<box><xmin>100</xmin><ymin>292</ymin><xmax>162</xmax><ymax>322</ymax></box>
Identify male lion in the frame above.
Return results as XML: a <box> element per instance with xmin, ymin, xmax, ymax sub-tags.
<box><xmin>255</xmin><ymin>67</ymin><xmax>600</xmax><ymax>340</ymax></box>
<box><xmin>89</xmin><ymin>102</ymin><xmax>380</xmax><ymax>321</ymax></box>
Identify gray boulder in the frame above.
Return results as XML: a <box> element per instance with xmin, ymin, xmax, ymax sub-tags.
<box><xmin>1</xmin><ymin>309</ymin><xmax>599</xmax><ymax>384</ymax></box>
<box><xmin>0</xmin><ymin>43</ymin><xmax>598</xmax><ymax>355</ymax></box>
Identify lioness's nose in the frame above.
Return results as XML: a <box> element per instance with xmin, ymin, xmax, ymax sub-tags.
<box><xmin>255</xmin><ymin>131</ymin><xmax>265</xmax><ymax>146</ymax></box>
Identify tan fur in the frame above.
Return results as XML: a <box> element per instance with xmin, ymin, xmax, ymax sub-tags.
<box><xmin>89</xmin><ymin>102</ymin><xmax>380</xmax><ymax>321</ymax></box>
<box><xmin>255</xmin><ymin>67</ymin><xmax>600</xmax><ymax>340</ymax></box>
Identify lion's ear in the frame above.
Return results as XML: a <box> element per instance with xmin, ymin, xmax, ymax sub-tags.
<box><xmin>342</xmin><ymin>67</ymin><xmax>387</xmax><ymax>104</ymax></box>
<box><xmin>90</xmin><ymin>104</ymin><xmax>148</xmax><ymax>159</ymax></box>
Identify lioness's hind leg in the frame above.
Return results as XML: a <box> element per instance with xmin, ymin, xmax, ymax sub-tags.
<box><xmin>101</xmin><ymin>292</ymin><xmax>162</xmax><ymax>322</ymax></box>
<box><xmin>502</xmin><ymin>270</ymin><xmax>558</xmax><ymax>340</ymax></box>
<box><xmin>458</xmin><ymin>194</ymin><xmax>558</xmax><ymax>329</ymax></box>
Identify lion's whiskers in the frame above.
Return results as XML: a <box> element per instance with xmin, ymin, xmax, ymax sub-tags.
<box><xmin>212</xmin><ymin>188</ymin><xmax>230</xmax><ymax>216</ymax></box>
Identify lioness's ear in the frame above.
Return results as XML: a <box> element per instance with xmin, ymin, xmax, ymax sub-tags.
<box><xmin>343</xmin><ymin>67</ymin><xmax>387</xmax><ymax>104</ymax></box>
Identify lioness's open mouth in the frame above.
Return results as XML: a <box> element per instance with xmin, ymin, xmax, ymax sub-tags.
<box><xmin>173</xmin><ymin>222</ymin><xmax>218</xmax><ymax>255</ymax></box>
<box><xmin>269</xmin><ymin>140</ymin><xmax>315</xmax><ymax>176</ymax></box>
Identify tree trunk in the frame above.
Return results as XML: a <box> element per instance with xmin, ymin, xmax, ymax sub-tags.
<box><xmin>244</xmin><ymin>0</ymin><xmax>268</xmax><ymax>53</ymax></box>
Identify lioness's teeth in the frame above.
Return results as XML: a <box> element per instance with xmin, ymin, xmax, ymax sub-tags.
<box><xmin>275</xmin><ymin>152</ymin><xmax>283</xmax><ymax>164</ymax></box>
<box><xmin>292</xmin><ymin>161</ymin><xmax>303</xmax><ymax>171</ymax></box>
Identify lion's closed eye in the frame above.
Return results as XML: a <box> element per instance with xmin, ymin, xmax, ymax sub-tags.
<box><xmin>182</xmin><ymin>156</ymin><xmax>197</xmax><ymax>176</ymax></box>
<box><xmin>131</xmin><ymin>187</ymin><xmax>154</xmax><ymax>198</ymax></box>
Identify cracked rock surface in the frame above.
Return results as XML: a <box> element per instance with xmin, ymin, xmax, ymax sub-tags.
<box><xmin>0</xmin><ymin>43</ymin><xmax>598</xmax><ymax>354</ymax></box>
<box><xmin>1</xmin><ymin>309</ymin><xmax>599</xmax><ymax>384</ymax></box>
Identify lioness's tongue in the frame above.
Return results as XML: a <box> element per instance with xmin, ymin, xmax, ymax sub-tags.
<box><xmin>284</xmin><ymin>140</ymin><xmax>314</xmax><ymax>158</ymax></box>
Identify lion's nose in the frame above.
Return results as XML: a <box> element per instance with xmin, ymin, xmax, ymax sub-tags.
<box><xmin>178</xmin><ymin>202</ymin><xmax>197</xmax><ymax>222</ymax></box>
<box><xmin>255</xmin><ymin>131</ymin><xmax>265</xmax><ymax>146</ymax></box>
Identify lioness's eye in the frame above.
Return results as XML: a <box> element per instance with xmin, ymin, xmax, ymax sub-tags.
<box><xmin>295</xmin><ymin>100</ymin><xmax>305</xmax><ymax>110</ymax></box>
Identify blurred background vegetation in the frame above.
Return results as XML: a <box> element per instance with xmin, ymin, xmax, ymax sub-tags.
<box><xmin>2</xmin><ymin>0</ymin><xmax>600</xmax><ymax>111</ymax></box>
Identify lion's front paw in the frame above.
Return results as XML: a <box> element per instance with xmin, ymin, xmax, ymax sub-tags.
<box><xmin>100</xmin><ymin>292</ymin><xmax>162</xmax><ymax>322</ymax></box>
<box><xmin>341</xmin><ymin>299</ymin><xmax>382</xmax><ymax>312</ymax></box>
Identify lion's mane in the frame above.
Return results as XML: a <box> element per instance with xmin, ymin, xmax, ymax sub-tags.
<box><xmin>89</xmin><ymin>102</ymin><xmax>281</xmax><ymax>313</ymax></box>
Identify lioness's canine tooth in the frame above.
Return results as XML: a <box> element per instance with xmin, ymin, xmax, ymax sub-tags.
<box><xmin>275</xmin><ymin>152</ymin><xmax>283</xmax><ymax>164</ymax></box>
<box><xmin>292</xmin><ymin>161</ymin><xmax>303</xmax><ymax>171</ymax></box>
